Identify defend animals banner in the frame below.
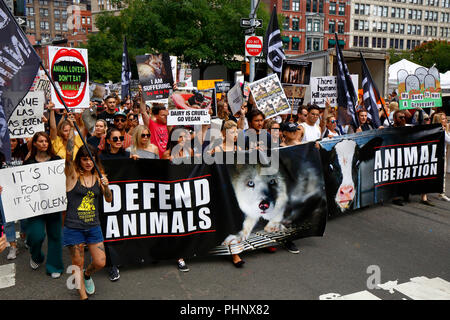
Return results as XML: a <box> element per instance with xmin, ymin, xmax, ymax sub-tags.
<box><xmin>100</xmin><ymin>144</ymin><xmax>327</xmax><ymax>265</ymax></box>
<box><xmin>320</xmin><ymin>125</ymin><xmax>445</xmax><ymax>216</ymax></box>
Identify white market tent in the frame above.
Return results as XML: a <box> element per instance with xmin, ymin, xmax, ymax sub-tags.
<box><xmin>388</xmin><ymin>59</ymin><xmax>450</xmax><ymax>95</ymax></box>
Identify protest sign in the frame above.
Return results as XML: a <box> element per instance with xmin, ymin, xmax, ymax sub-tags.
<box><xmin>198</xmin><ymin>79</ymin><xmax>223</xmax><ymax>99</ymax></box>
<box><xmin>136</xmin><ymin>53</ymin><xmax>174</xmax><ymax>101</ymax></box>
<box><xmin>398</xmin><ymin>66</ymin><xmax>442</xmax><ymax>110</ymax></box>
<box><xmin>89</xmin><ymin>82</ymin><xmax>106</xmax><ymax>102</ymax></box>
<box><xmin>47</xmin><ymin>46</ymin><xmax>90</xmax><ymax>109</ymax></box>
<box><xmin>215</xmin><ymin>81</ymin><xmax>232</xmax><ymax>94</ymax></box>
<box><xmin>177</xmin><ymin>63</ymin><xmax>193</xmax><ymax>88</ymax></box>
<box><xmin>170</xmin><ymin>56</ymin><xmax>177</xmax><ymax>83</ymax></box>
<box><xmin>227</xmin><ymin>82</ymin><xmax>244</xmax><ymax>115</ymax></box>
<box><xmin>310</xmin><ymin>75</ymin><xmax>358</xmax><ymax>108</ymax></box>
<box><xmin>167</xmin><ymin>109</ymin><xmax>211</xmax><ymax>125</ymax></box>
<box><xmin>248</xmin><ymin>73</ymin><xmax>290</xmax><ymax>118</ymax></box>
<box><xmin>283</xmin><ymin>85</ymin><xmax>307</xmax><ymax>112</ymax></box>
<box><xmin>281</xmin><ymin>60</ymin><xmax>312</xmax><ymax>86</ymax></box>
<box><xmin>8</xmin><ymin>91</ymin><xmax>45</xmax><ymax>138</ymax></box>
<box><xmin>0</xmin><ymin>159</ymin><xmax>67</xmax><ymax>223</ymax></box>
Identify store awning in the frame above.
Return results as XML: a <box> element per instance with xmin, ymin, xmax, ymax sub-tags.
<box><xmin>282</xmin><ymin>36</ymin><xmax>290</xmax><ymax>42</ymax></box>
<box><xmin>292</xmin><ymin>37</ymin><xmax>300</xmax><ymax>43</ymax></box>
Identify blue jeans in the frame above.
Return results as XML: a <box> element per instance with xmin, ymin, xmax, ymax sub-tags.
<box><xmin>1</xmin><ymin>194</ymin><xmax>27</xmax><ymax>243</ymax></box>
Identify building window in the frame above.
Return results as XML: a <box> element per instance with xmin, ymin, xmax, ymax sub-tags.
<box><xmin>282</xmin><ymin>0</ymin><xmax>290</xmax><ymax>11</ymax></box>
<box><xmin>329</xmin><ymin>2</ymin><xmax>336</xmax><ymax>15</ymax></box>
<box><xmin>329</xmin><ymin>21</ymin><xmax>336</xmax><ymax>34</ymax></box>
<box><xmin>292</xmin><ymin>17</ymin><xmax>299</xmax><ymax>31</ymax></box>
<box><xmin>338</xmin><ymin>2</ymin><xmax>345</xmax><ymax>16</ymax></box>
<box><xmin>338</xmin><ymin>22</ymin><xmax>344</xmax><ymax>34</ymax></box>
<box><xmin>313</xmin><ymin>38</ymin><xmax>321</xmax><ymax>51</ymax></box>
<box><xmin>306</xmin><ymin>0</ymin><xmax>311</xmax><ymax>12</ymax></box>
<box><xmin>313</xmin><ymin>19</ymin><xmax>320</xmax><ymax>32</ymax></box>
<box><xmin>283</xmin><ymin>16</ymin><xmax>290</xmax><ymax>30</ymax></box>
<box><xmin>307</xmin><ymin>19</ymin><xmax>312</xmax><ymax>32</ymax></box>
<box><xmin>55</xmin><ymin>22</ymin><xmax>61</xmax><ymax>31</ymax></box>
<box><xmin>292</xmin><ymin>37</ymin><xmax>300</xmax><ymax>50</ymax></box>
<box><xmin>292</xmin><ymin>0</ymin><xmax>300</xmax><ymax>11</ymax></box>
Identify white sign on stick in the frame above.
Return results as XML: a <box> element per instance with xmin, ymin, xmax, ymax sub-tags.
<box><xmin>227</xmin><ymin>83</ymin><xmax>244</xmax><ymax>115</ymax></box>
<box><xmin>167</xmin><ymin>109</ymin><xmax>211</xmax><ymax>126</ymax></box>
<box><xmin>0</xmin><ymin>160</ymin><xmax>67</xmax><ymax>223</ymax></box>
<box><xmin>310</xmin><ymin>75</ymin><xmax>358</xmax><ymax>108</ymax></box>
<box><xmin>8</xmin><ymin>91</ymin><xmax>45</xmax><ymax>138</ymax></box>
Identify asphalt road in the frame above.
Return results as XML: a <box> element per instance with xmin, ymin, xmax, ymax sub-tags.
<box><xmin>1</xmin><ymin>179</ymin><xmax>449</xmax><ymax>302</ymax></box>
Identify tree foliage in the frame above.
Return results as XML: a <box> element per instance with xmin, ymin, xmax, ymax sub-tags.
<box><xmin>85</xmin><ymin>0</ymin><xmax>270</xmax><ymax>83</ymax></box>
<box><xmin>389</xmin><ymin>40</ymin><xmax>450</xmax><ymax>73</ymax></box>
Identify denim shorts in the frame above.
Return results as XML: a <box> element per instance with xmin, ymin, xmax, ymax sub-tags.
<box><xmin>63</xmin><ymin>226</ymin><xmax>104</xmax><ymax>247</ymax></box>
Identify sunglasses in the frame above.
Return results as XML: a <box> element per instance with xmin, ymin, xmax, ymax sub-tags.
<box><xmin>141</xmin><ymin>133</ymin><xmax>151</xmax><ymax>138</ymax></box>
<box><xmin>330</xmin><ymin>120</ymin><xmax>336</xmax><ymax>124</ymax></box>
<box><xmin>424</xmin><ymin>118</ymin><xmax>430</xmax><ymax>121</ymax></box>
<box><xmin>111</xmin><ymin>136</ymin><xmax>125</xmax><ymax>142</ymax></box>
<box><xmin>114</xmin><ymin>118</ymin><xmax>126</xmax><ymax>123</ymax></box>
<box><xmin>398</xmin><ymin>116</ymin><xmax>406</xmax><ymax>120</ymax></box>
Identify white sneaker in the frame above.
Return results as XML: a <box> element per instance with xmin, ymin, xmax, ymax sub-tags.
<box><xmin>30</xmin><ymin>258</ymin><xmax>40</xmax><ymax>270</ymax></box>
<box><xmin>51</xmin><ymin>272</ymin><xmax>61</xmax><ymax>279</ymax></box>
<box><xmin>7</xmin><ymin>247</ymin><xmax>18</xmax><ymax>260</ymax></box>
<box><xmin>438</xmin><ymin>194</ymin><xmax>450</xmax><ymax>201</ymax></box>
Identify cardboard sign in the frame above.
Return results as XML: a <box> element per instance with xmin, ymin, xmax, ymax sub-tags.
<box><xmin>248</xmin><ymin>74</ymin><xmax>290</xmax><ymax>119</ymax></box>
<box><xmin>167</xmin><ymin>109</ymin><xmax>211</xmax><ymax>125</ymax></box>
<box><xmin>136</xmin><ymin>53</ymin><xmax>174</xmax><ymax>101</ymax></box>
<box><xmin>310</xmin><ymin>75</ymin><xmax>358</xmax><ymax>108</ymax></box>
<box><xmin>48</xmin><ymin>46</ymin><xmax>90</xmax><ymax>109</ymax></box>
<box><xmin>227</xmin><ymin>82</ymin><xmax>244</xmax><ymax>115</ymax></box>
<box><xmin>398</xmin><ymin>66</ymin><xmax>442</xmax><ymax>109</ymax></box>
<box><xmin>283</xmin><ymin>85</ymin><xmax>307</xmax><ymax>112</ymax></box>
<box><xmin>0</xmin><ymin>160</ymin><xmax>67</xmax><ymax>222</ymax></box>
<box><xmin>8</xmin><ymin>91</ymin><xmax>45</xmax><ymax>138</ymax></box>
<box><xmin>281</xmin><ymin>60</ymin><xmax>312</xmax><ymax>86</ymax></box>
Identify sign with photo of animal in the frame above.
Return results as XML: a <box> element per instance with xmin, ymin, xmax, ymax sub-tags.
<box><xmin>248</xmin><ymin>73</ymin><xmax>291</xmax><ymax>119</ymax></box>
<box><xmin>281</xmin><ymin>60</ymin><xmax>312</xmax><ymax>86</ymax></box>
<box><xmin>136</xmin><ymin>53</ymin><xmax>174</xmax><ymax>101</ymax></box>
<box><xmin>319</xmin><ymin>125</ymin><xmax>445</xmax><ymax>216</ymax></box>
<box><xmin>397</xmin><ymin>66</ymin><xmax>442</xmax><ymax>110</ymax></box>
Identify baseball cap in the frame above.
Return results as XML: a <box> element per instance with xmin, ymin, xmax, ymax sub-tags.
<box><xmin>282</xmin><ymin>122</ymin><xmax>299</xmax><ymax>132</ymax></box>
<box><xmin>114</xmin><ymin>111</ymin><xmax>127</xmax><ymax>119</ymax></box>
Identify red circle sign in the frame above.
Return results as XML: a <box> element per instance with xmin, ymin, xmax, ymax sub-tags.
<box><xmin>245</xmin><ymin>36</ymin><xmax>263</xmax><ymax>56</ymax></box>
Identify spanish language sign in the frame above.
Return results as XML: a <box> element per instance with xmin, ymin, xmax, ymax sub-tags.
<box><xmin>398</xmin><ymin>66</ymin><xmax>442</xmax><ymax>110</ymax></box>
<box><xmin>47</xmin><ymin>46</ymin><xmax>90</xmax><ymax>109</ymax></box>
<box><xmin>8</xmin><ymin>91</ymin><xmax>45</xmax><ymax>138</ymax></box>
<box><xmin>0</xmin><ymin>159</ymin><xmax>67</xmax><ymax>222</ymax></box>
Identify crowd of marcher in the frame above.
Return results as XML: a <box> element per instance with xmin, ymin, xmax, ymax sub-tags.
<box><xmin>0</xmin><ymin>84</ymin><xmax>449</xmax><ymax>300</ymax></box>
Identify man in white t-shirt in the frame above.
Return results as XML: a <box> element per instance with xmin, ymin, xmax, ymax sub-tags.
<box><xmin>300</xmin><ymin>105</ymin><xmax>322</xmax><ymax>142</ymax></box>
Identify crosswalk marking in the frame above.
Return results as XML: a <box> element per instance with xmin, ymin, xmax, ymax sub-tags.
<box><xmin>320</xmin><ymin>276</ymin><xmax>450</xmax><ymax>300</ymax></box>
<box><xmin>0</xmin><ymin>263</ymin><xmax>16</xmax><ymax>289</ymax></box>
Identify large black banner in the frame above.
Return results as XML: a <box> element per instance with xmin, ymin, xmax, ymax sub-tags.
<box><xmin>320</xmin><ymin>125</ymin><xmax>445</xmax><ymax>216</ymax></box>
<box><xmin>100</xmin><ymin>143</ymin><xmax>327</xmax><ymax>265</ymax></box>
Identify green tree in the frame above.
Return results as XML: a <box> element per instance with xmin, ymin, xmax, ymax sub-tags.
<box><xmin>85</xmin><ymin>0</ymin><xmax>270</xmax><ymax>83</ymax></box>
<box><xmin>389</xmin><ymin>40</ymin><xmax>450</xmax><ymax>73</ymax></box>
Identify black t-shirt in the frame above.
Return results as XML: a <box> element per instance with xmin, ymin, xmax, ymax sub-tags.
<box><xmin>24</xmin><ymin>155</ymin><xmax>61</xmax><ymax>165</ymax></box>
<box><xmin>87</xmin><ymin>136</ymin><xmax>101</xmax><ymax>150</ymax></box>
<box><xmin>99</xmin><ymin>150</ymin><xmax>130</xmax><ymax>161</ymax></box>
<box><xmin>97</xmin><ymin>111</ymin><xmax>116</xmax><ymax>128</ymax></box>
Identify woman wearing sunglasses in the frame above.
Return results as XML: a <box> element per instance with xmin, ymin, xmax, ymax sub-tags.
<box><xmin>128</xmin><ymin>125</ymin><xmax>159</xmax><ymax>159</ymax></box>
<box><xmin>322</xmin><ymin>115</ymin><xmax>342</xmax><ymax>139</ymax></box>
<box><xmin>99</xmin><ymin>127</ymin><xmax>131</xmax><ymax>161</ymax></box>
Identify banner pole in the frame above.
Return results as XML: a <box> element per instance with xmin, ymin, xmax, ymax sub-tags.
<box><xmin>40</xmin><ymin>61</ymin><xmax>103</xmax><ymax>179</ymax></box>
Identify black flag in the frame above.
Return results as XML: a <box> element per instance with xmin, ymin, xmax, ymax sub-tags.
<box><xmin>0</xmin><ymin>0</ymin><xmax>41</xmax><ymax>161</ymax></box>
<box><xmin>334</xmin><ymin>33</ymin><xmax>358</xmax><ymax>128</ymax></box>
<box><xmin>121</xmin><ymin>36</ymin><xmax>132</xmax><ymax>100</ymax></box>
<box><xmin>360</xmin><ymin>51</ymin><xmax>385</xmax><ymax>128</ymax></box>
<box><xmin>264</xmin><ymin>5</ymin><xmax>285</xmax><ymax>75</ymax></box>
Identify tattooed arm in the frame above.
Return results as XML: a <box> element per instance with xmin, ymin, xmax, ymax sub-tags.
<box><xmin>100</xmin><ymin>175</ymin><xmax>113</xmax><ymax>203</ymax></box>
<box><xmin>65</xmin><ymin>115</ymin><xmax>76</xmax><ymax>185</ymax></box>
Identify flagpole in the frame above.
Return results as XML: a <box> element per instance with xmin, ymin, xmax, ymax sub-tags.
<box><xmin>40</xmin><ymin>62</ymin><xmax>103</xmax><ymax>178</ymax></box>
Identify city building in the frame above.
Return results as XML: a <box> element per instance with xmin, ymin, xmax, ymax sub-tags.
<box><xmin>91</xmin><ymin>0</ymin><xmax>122</xmax><ymax>32</ymax></box>
<box><xmin>264</xmin><ymin>0</ymin><xmax>351</xmax><ymax>55</ymax></box>
<box><xmin>24</xmin><ymin>0</ymin><xmax>92</xmax><ymax>66</ymax></box>
<box><xmin>350</xmin><ymin>0</ymin><xmax>450</xmax><ymax>52</ymax></box>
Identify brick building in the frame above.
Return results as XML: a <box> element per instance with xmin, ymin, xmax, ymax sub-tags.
<box><xmin>264</xmin><ymin>0</ymin><xmax>351</xmax><ymax>55</ymax></box>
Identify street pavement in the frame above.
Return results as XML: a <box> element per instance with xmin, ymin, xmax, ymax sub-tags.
<box><xmin>1</xmin><ymin>177</ymin><xmax>449</xmax><ymax>301</ymax></box>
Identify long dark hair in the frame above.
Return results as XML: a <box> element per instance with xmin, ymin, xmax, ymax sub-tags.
<box><xmin>29</xmin><ymin>132</ymin><xmax>56</xmax><ymax>160</ymax></box>
<box><xmin>74</xmin><ymin>144</ymin><xmax>105</xmax><ymax>177</ymax></box>
<box><xmin>10</xmin><ymin>138</ymin><xmax>27</xmax><ymax>161</ymax></box>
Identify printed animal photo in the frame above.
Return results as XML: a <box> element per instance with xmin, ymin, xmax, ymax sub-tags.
<box><xmin>137</xmin><ymin>53</ymin><xmax>167</xmax><ymax>81</ymax></box>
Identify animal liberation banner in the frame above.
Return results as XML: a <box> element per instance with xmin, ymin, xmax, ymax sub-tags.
<box><xmin>310</xmin><ymin>75</ymin><xmax>358</xmax><ymax>108</ymax></box>
<box><xmin>398</xmin><ymin>66</ymin><xmax>442</xmax><ymax>110</ymax></box>
<box><xmin>47</xmin><ymin>46</ymin><xmax>90</xmax><ymax>109</ymax></box>
<box><xmin>0</xmin><ymin>159</ymin><xmax>67</xmax><ymax>223</ymax></box>
<box><xmin>100</xmin><ymin>144</ymin><xmax>327</xmax><ymax>265</ymax></box>
<box><xmin>8</xmin><ymin>91</ymin><xmax>45</xmax><ymax>138</ymax></box>
<box><xmin>136</xmin><ymin>53</ymin><xmax>174</xmax><ymax>101</ymax></box>
<box><xmin>319</xmin><ymin>125</ymin><xmax>445</xmax><ymax>216</ymax></box>
<box><xmin>249</xmin><ymin>73</ymin><xmax>290</xmax><ymax>119</ymax></box>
